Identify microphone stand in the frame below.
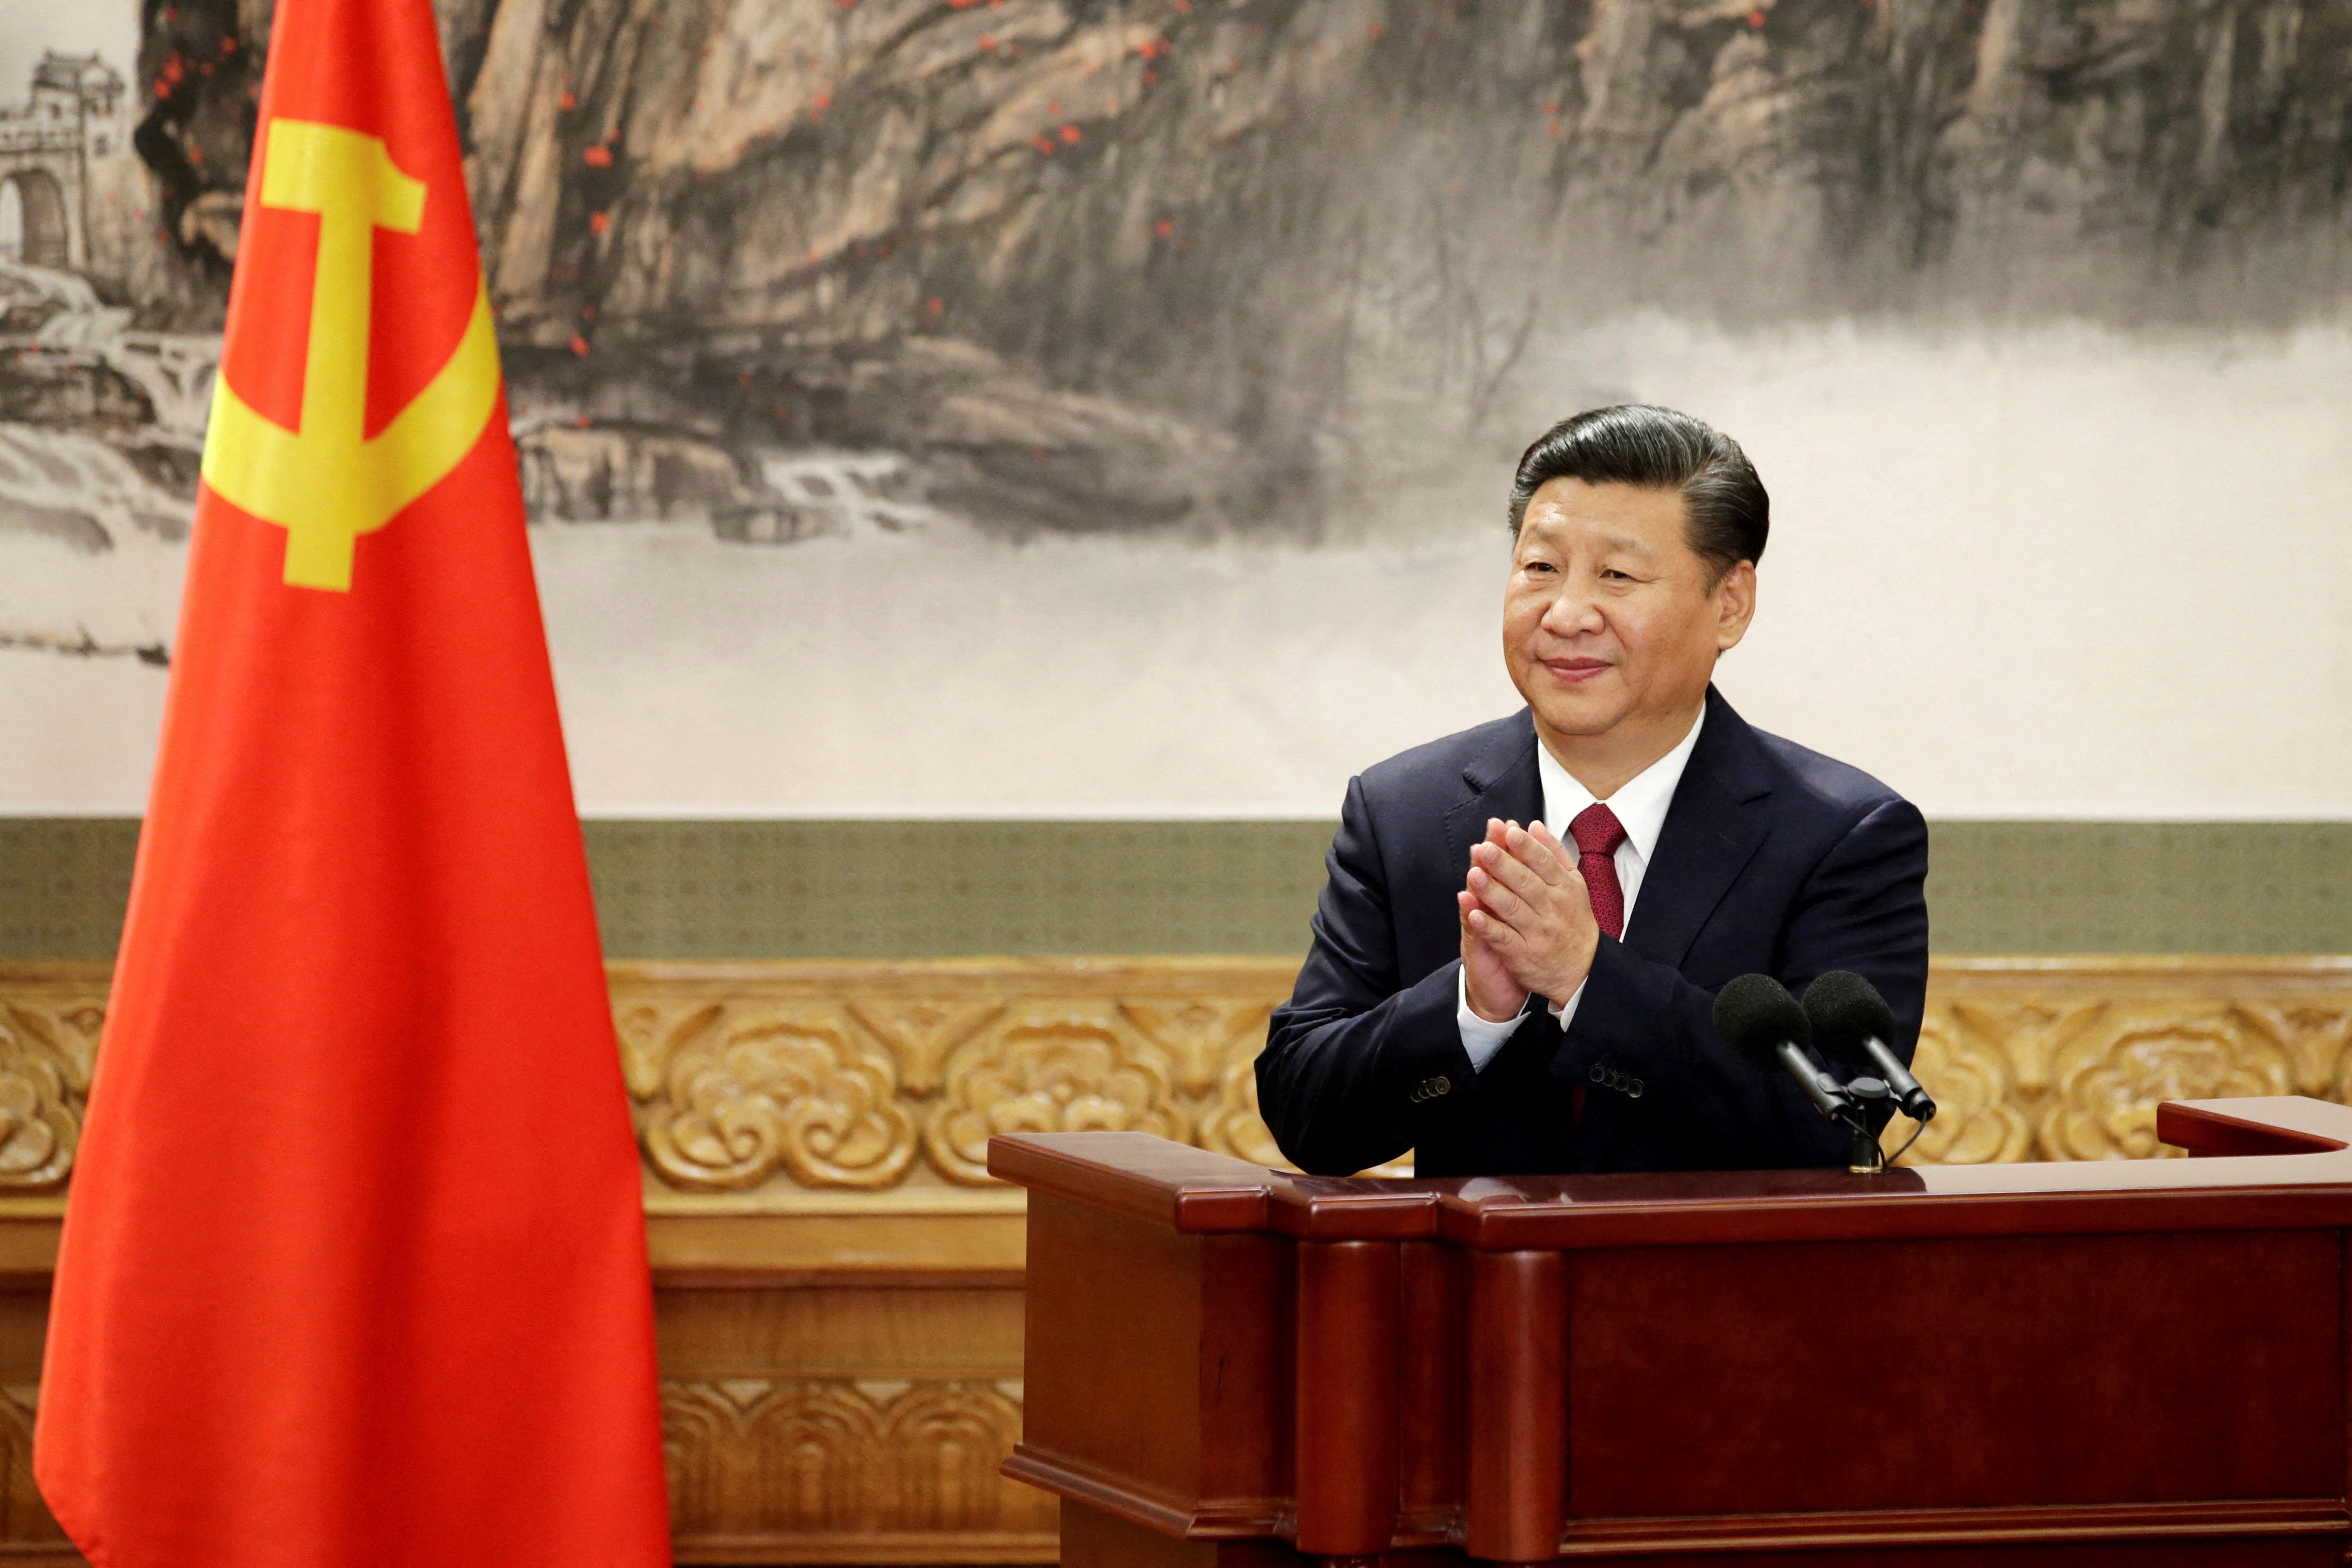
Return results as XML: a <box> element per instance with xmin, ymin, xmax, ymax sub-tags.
<box><xmin>1841</xmin><ymin>1077</ymin><xmax>1893</xmax><ymax>1174</ymax></box>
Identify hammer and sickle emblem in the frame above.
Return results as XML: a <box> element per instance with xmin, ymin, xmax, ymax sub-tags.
<box><xmin>202</xmin><ymin>119</ymin><xmax>502</xmax><ymax>593</ymax></box>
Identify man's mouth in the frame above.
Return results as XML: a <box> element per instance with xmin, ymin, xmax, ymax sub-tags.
<box><xmin>1542</xmin><ymin>657</ymin><xmax>1613</xmax><ymax>684</ymax></box>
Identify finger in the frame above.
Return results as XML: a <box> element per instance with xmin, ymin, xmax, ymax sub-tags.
<box><xmin>1530</xmin><ymin>821</ymin><xmax>1588</xmax><ymax>894</ymax></box>
<box><xmin>1473</xmin><ymin>876</ymin><xmax>1553</xmax><ymax>949</ymax></box>
<box><xmin>1465</xmin><ymin>906</ymin><xmax>1523</xmax><ymax>952</ymax></box>
<box><xmin>1466</xmin><ymin>863</ymin><xmax>1534</xmax><ymax>924</ymax></box>
<box><xmin>1475</xmin><ymin>840</ymin><xmax>1551</xmax><ymax>907</ymax></box>
<box><xmin>1513</xmin><ymin>820</ymin><xmax>1572</xmax><ymax>886</ymax></box>
<box><xmin>1496</xmin><ymin>818</ymin><xmax>1571</xmax><ymax>888</ymax></box>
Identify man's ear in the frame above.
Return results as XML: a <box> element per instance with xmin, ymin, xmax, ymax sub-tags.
<box><xmin>1714</xmin><ymin>561</ymin><xmax>1757</xmax><ymax>652</ymax></box>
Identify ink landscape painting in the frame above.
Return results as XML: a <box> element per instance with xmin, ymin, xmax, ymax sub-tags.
<box><xmin>4</xmin><ymin>0</ymin><xmax>2349</xmax><ymax>817</ymax></box>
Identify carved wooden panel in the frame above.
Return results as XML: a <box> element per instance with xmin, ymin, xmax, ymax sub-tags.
<box><xmin>0</xmin><ymin>988</ymin><xmax>99</xmax><ymax>1193</ymax></box>
<box><xmin>607</xmin><ymin>962</ymin><xmax>1293</xmax><ymax>1203</ymax></box>
<box><xmin>1899</xmin><ymin>961</ymin><xmax>2352</xmax><ymax>1165</ymax></box>
<box><xmin>662</xmin><ymin>1376</ymin><xmax>1054</xmax><ymax>1558</ymax></box>
<box><xmin>621</xmin><ymin>1001</ymin><xmax>919</xmax><ymax>1191</ymax></box>
<box><xmin>7</xmin><ymin>958</ymin><xmax>2349</xmax><ymax>1198</ymax></box>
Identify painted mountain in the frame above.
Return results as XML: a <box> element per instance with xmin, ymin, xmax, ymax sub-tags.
<box><xmin>97</xmin><ymin>0</ymin><xmax>2352</xmax><ymax>545</ymax></box>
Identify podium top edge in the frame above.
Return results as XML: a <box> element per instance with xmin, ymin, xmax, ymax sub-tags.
<box><xmin>989</xmin><ymin>1100</ymin><xmax>2352</xmax><ymax>1249</ymax></box>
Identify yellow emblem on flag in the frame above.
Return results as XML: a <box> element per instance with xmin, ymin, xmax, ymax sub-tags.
<box><xmin>201</xmin><ymin>118</ymin><xmax>502</xmax><ymax>592</ymax></box>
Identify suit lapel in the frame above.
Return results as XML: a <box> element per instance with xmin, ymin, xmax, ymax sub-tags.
<box><xmin>1444</xmin><ymin>711</ymin><xmax>1544</xmax><ymax>880</ymax></box>
<box><xmin>1624</xmin><ymin>688</ymin><xmax>1774</xmax><ymax>970</ymax></box>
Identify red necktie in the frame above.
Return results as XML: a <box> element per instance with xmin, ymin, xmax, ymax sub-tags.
<box><xmin>1569</xmin><ymin>803</ymin><xmax>1629</xmax><ymax>939</ymax></box>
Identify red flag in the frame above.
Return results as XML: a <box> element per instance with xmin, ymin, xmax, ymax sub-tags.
<box><xmin>33</xmin><ymin>1</ymin><xmax>673</xmax><ymax>1564</ymax></box>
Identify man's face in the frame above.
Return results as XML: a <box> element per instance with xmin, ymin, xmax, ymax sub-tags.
<box><xmin>1503</xmin><ymin>477</ymin><xmax>1755</xmax><ymax>744</ymax></box>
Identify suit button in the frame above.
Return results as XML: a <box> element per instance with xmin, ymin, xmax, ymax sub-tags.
<box><xmin>1588</xmin><ymin>1064</ymin><xmax>1607</xmax><ymax>1085</ymax></box>
<box><xmin>1627</xmin><ymin>1077</ymin><xmax>1645</xmax><ymax>1098</ymax></box>
<box><xmin>1417</xmin><ymin>1076</ymin><xmax>1450</xmax><ymax>1100</ymax></box>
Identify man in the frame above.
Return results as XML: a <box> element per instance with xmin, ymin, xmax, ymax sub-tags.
<box><xmin>1257</xmin><ymin>405</ymin><xmax>1928</xmax><ymax>1176</ymax></box>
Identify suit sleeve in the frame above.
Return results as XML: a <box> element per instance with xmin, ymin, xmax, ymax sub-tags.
<box><xmin>1558</xmin><ymin>796</ymin><xmax>1931</xmax><ymax>1169</ymax></box>
<box><xmin>1257</xmin><ymin>775</ymin><xmax>1490</xmax><ymax>1175</ymax></box>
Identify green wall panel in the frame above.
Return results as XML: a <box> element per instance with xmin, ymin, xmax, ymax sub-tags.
<box><xmin>0</xmin><ymin>818</ymin><xmax>140</xmax><ymax>962</ymax></box>
<box><xmin>581</xmin><ymin>820</ymin><xmax>1337</xmax><ymax>959</ymax></box>
<box><xmin>1925</xmin><ymin>821</ymin><xmax>2350</xmax><ymax>955</ymax></box>
<box><xmin>2</xmin><ymin>818</ymin><xmax>2346</xmax><ymax>960</ymax></box>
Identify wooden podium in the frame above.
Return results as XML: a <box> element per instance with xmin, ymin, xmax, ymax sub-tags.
<box><xmin>989</xmin><ymin>1097</ymin><xmax>2352</xmax><ymax>1567</ymax></box>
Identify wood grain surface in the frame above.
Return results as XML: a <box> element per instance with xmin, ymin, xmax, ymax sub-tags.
<box><xmin>1004</xmin><ymin>1098</ymin><xmax>2352</xmax><ymax>1566</ymax></box>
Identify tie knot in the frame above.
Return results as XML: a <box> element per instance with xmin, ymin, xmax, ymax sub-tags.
<box><xmin>1569</xmin><ymin>802</ymin><xmax>1627</xmax><ymax>858</ymax></box>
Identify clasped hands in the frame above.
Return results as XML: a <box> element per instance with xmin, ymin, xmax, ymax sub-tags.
<box><xmin>1457</xmin><ymin>818</ymin><xmax>1599</xmax><ymax>1024</ymax></box>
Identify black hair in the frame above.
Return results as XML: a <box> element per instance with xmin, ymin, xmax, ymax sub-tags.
<box><xmin>1506</xmin><ymin>405</ymin><xmax>1768</xmax><ymax>580</ymax></box>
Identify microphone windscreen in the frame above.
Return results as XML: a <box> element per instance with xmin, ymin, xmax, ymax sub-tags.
<box><xmin>1712</xmin><ymin>973</ymin><xmax>1810</xmax><ymax>1073</ymax></box>
<box><xmin>1802</xmin><ymin>970</ymin><xmax>1898</xmax><ymax>1066</ymax></box>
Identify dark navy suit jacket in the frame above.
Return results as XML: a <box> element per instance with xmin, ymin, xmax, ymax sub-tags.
<box><xmin>1257</xmin><ymin>688</ymin><xmax>1929</xmax><ymax>1176</ymax></box>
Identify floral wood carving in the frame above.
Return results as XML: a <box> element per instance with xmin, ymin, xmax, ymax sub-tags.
<box><xmin>0</xmin><ymin>1004</ymin><xmax>96</xmax><ymax>1190</ymax></box>
<box><xmin>632</xmin><ymin>1003</ymin><xmax>917</xmax><ymax>1190</ymax></box>
<box><xmin>2041</xmin><ymin>1020</ymin><xmax>2291</xmax><ymax>1161</ymax></box>
<box><xmin>1198</xmin><ymin>1047</ymin><xmax>1287</xmax><ymax>1168</ymax></box>
<box><xmin>1945</xmin><ymin>1001</ymin><xmax>2110</xmax><ymax>1099</ymax></box>
<box><xmin>2235</xmin><ymin>1004</ymin><xmax>2352</xmax><ymax>1098</ymax></box>
<box><xmin>9</xmin><ymin>960</ymin><xmax>2352</xmax><ymax>1194</ymax></box>
<box><xmin>1122</xmin><ymin>999</ymin><xmax>1275</xmax><ymax>1097</ymax></box>
<box><xmin>924</xmin><ymin>1011</ymin><xmax>1181</xmax><ymax>1184</ymax></box>
<box><xmin>844</xmin><ymin>1000</ymin><xmax>1005</xmax><ymax>1097</ymax></box>
<box><xmin>660</xmin><ymin>1377</ymin><xmax>1051</xmax><ymax>1541</ymax></box>
<box><xmin>1895</xmin><ymin>1016</ymin><xmax>2033</xmax><ymax>1166</ymax></box>
<box><xmin>1887</xmin><ymin>980</ymin><xmax>2341</xmax><ymax>1165</ymax></box>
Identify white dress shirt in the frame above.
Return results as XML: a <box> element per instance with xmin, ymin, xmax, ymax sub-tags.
<box><xmin>1456</xmin><ymin>708</ymin><xmax>1707</xmax><ymax>1071</ymax></box>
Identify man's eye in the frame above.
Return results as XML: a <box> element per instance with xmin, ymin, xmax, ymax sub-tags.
<box><xmin>1522</xmin><ymin>561</ymin><xmax>1557</xmax><ymax>575</ymax></box>
<box><xmin>1601</xmin><ymin>568</ymin><xmax>1632</xmax><ymax>582</ymax></box>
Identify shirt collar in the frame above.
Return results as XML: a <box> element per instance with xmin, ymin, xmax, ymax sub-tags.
<box><xmin>1534</xmin><ymin>705</ymin><xmax>1707</xmax><ymax>866</ymax></box>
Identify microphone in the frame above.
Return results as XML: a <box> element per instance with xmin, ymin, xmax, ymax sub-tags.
<box><xmin>1713</xmin><ymin>974</ymin><xmax>1853</xmax><ymax>1121</ymax></box>
<box><xmin>1803</xmin><ymin>970</ymin><xmax>1935</xmax><ymax>1123</ymax></box>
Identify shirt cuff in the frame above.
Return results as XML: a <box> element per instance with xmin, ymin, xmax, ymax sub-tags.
<box><xmin>1457</xmin><ymin>966</ymin><xmax>1526</xmax><ymax>1072</ymax></box>
<box><xmin>1547</xmin><ymin>979</ymin><xmax>1589</xmax><ymax>1031</ymax></box>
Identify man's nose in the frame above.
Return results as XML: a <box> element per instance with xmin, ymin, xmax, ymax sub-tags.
<box><xmin>1539</xmin><ymin>580</ymin><xmax>1605</xmax><ymax>636</ymax></box>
